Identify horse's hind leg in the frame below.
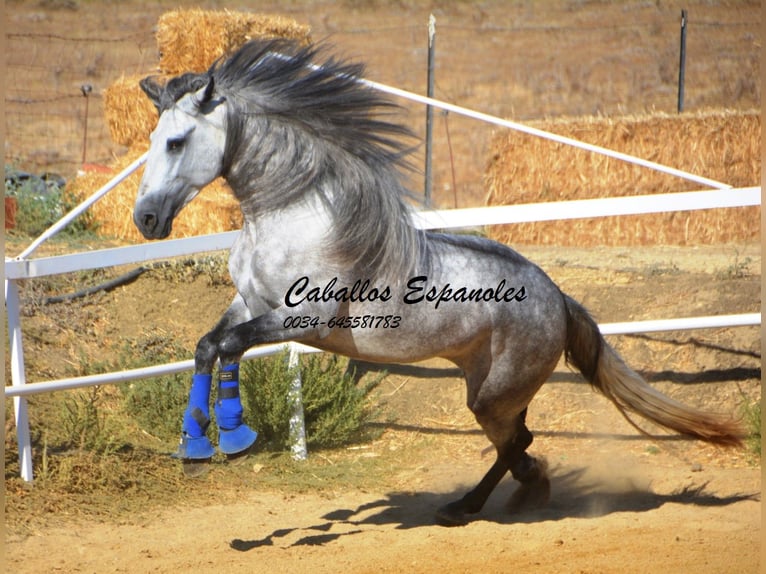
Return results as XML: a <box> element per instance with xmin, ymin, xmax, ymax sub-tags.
<box><xmin>435</xmin><ymin>457</ymin><xmax>509</xmax><ymax>526</ymax></box>
<box><xmin>435</xmin><ymin>407</ymin><xmax>548</xmax><ymax>526</ymax></box>
<box><xmin>504</xmin><ymin>410</ymin><xmax>550</xmax><ymax>513</ymax></box>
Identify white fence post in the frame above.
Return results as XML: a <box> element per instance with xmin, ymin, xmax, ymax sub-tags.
<box><xmin>5</xmin><ymin>279</ymin><xmax>34</xmax><ymax>482</ymax></box>
<box><xmin>287</xmin><ymin>345</ymin><xmax>308</xmax><ymax>461</ymax></box>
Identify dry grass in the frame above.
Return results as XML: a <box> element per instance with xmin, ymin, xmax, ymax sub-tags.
<box><xmin>485</xmin><ymin>109</ymin><xmax>760</xmax><ymax>246</ymax></box>
<box><xmin>156</xmin><ymin>8</ymin><xmax>311</xmax><ymax>75</ymax></box>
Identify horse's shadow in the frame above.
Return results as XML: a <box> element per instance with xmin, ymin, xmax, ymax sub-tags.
<box><xmin>229</xmin><ymin>465</ymin><xmax>758</xmax><ymax>551</ymax></box>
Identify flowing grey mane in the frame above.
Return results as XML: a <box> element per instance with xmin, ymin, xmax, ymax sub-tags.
<box><xmin>145</xmin><ymin>39</ymin><xmax>424</xmax><ymax>280</ymax></box>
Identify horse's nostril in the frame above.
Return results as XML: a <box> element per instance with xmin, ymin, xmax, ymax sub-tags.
<box><xmin>142</xmin><ymin>213</ymin><xmax>157</xmax><ymax>230</ymax></box>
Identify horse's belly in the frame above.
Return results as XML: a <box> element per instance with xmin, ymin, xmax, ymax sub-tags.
<box><xmin>310</xmin><ymin>284</ymin><xmax>565</xmax><ymax>365</ymax></box>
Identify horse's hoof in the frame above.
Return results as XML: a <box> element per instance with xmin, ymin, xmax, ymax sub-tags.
<box><xmin>218</xmin><ymin>424</ymin><xmax>258</xmax><ymax>455</ymax></box>
<box><xmin>225</xmin><ymin>443</ymin><xmax>255</xmax><ymax>466</ymax></box>
<box><xmin>506</xmin><ymin>477</ymin><xmax>551</xmax><ymax>514</ymax></box>
<box><xmin>172</xmin><ymin>433</ymin><xmax>215</xmax><ymax>460</ymax></box>
<box><xmin>435</xmin><ymin>501</ymin><xmax>470</xmax><ymax>527</ymax></box>
<box><xmin>182</xmin><ymin>458</ymin><xmax>212</xmax><ymax>478</ymax></box>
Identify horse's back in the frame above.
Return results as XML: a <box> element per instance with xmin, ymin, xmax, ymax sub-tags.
<box><xmin>427</xmin><ymin>233</ymin><xmax>567</xmax><ymax>323</ymax></box>
<box><xmin>419</xmin><ymin>233</ymin><xmax>568</xmax><ymax>361</ymax></box>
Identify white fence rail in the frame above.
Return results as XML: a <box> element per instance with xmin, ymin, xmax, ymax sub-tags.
<box><xmin>5</xmin><ymin>77</ymin><xmax>761</xmax><ymax>482</ymax></box>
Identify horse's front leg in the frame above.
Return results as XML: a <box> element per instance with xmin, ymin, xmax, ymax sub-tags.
<box><xmin>216</xmin><ymin>300</ymin><xmax>339</xmax><ymax>359</ymax></box>
<box><xmin>178</xmin><ymin>300</ymin><xmax>338</xmax><ymax>474</ymax></box>
<box><xmin>175</xmin><ymin>295</ymin><xmax>258</xmax><ymax>471</ymax></box>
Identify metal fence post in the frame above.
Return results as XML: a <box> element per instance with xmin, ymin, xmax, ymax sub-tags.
<box><xmin>678</xmin><ymin>9</ymin><xmax>688</xmax><ymax>113</ymax></box>
<box><xmin>81</xmin><ymin>83</ymin><xmax>93</xmax><ymax>165</ymax></box>
<box><xmin>5</xmin><ymin>279</ymin><xmax>34</xmax><ymax>481</ymax></box>
<box><xmin>424</xmin><ymin>14</ymin><xmax>436</xmax><ymax>207</ymax></box>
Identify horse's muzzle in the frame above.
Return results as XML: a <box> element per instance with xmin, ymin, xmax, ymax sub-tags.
<box><xmin>133</xmin><ymin>207</ymin><xmax>172</xmax><ymax>239</ymax></box>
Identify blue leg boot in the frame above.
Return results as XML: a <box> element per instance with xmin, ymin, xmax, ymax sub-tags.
<box><xmin>173</xmin><ymin>373</ymin><xmax>216</xmax><ymax>460</ymax></box>
<box><xmin>215</xmin><ymin>364</ymin><xmax>258</xmax><ymax>456</ymax></box>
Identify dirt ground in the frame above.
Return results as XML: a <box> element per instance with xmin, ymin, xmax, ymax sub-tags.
<box><xmin>5</xmin><ymin>467</ymin><xmax>762</xmax><ymax>574</ymax></box>
<box><xmin>4</xmin><ymin>0</ymin><xmax>762</xmax><ymax>572</ymax></box>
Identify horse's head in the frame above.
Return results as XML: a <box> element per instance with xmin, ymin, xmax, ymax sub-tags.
<box><xmin>133</xmin><ymin>75</ymin><xmax>227</xmax><ymax>239</ymax></box>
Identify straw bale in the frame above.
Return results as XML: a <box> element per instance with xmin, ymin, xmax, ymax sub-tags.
<box><xmin>65</xmin><ymin>146</ymin><xmax>242</xmax><ymax>242</ymax></box>
<box><xmin>103</xmin><ymin>74</ymin><xmax>164</xmax><ymax>148</ymax></box>
<box><xmin>484</xmin><ymin>109</ymin><xmax>760</xmax><ymax>246</ymax></box>
<box><xmin>157</xmin><ymin>8</ymin><xmax>312</xmax><ymax>75</ymax></box>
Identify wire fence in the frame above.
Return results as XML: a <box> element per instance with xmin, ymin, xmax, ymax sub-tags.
<box><xmin>5</xmin><ymin>9</ymin><xmax>760</xmax><ymax>183</ymax></box>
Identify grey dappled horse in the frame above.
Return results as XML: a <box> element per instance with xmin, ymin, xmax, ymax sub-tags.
<box><xmin>134</xmin><ymin>39</ymin><xmax>742</xmax><ymax>526</ymax></box>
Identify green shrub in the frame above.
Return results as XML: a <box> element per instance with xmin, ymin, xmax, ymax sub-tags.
<box><xmin>241</xmin><ymin>351</ymin><xmax>385</xmax><ymax>451</ymax></box>
<box><xmin>59</xmin><ymin>386</ymin><xmax>125</xmax><ymax>454</ymax></box>
<box><xmin>118</xmin><ymin>335</ymin><xmax>190</xmax><ymax>444</ymax></box>
<box><xmin>300</xmin><ymin>354</ymin><xmax>385</xmax><ymax>448</ymax></box>
<box><xmin>115</xmin><ymin>334</ymin><xmax>385</xmax><ymax>453</ymax></box>
<box><xmin>5</xmin><ymin>168</ymin><xmax>96</xmax><ymax>237</ymax></box>
<box><xmin>740</xmin><ymin>394</ymin><xmax>761</xmax><ymax>459</ymax></box>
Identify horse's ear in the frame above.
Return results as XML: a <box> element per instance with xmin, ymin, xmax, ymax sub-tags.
<box><xmin>202</xmin><ymin>77</ymin><xmax>215</xmax><ymax>104</ymax></box>
<box><xmin>193</xmin><ymin>77</ymin><xmax>225</xmax><ymax>114</ymax></box>
<box><xmin>190</xmin><ymin>77</ymin><xmax>215</xmax><ymax>108</ymax></box>
<box><xmin>139</xmin><ymin>76</ymin><xmax>164</xmax><ymax>114</ymax></box>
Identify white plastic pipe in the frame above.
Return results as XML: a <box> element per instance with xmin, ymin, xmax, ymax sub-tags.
<box><xmin>362</xmin><ymin>77</ymin><xmax>732</xmax><ymax>191</ymax></box>
<box><xmin>5</xmin><ymin>280</ymin><xmax>34</xmax><ymax>481</ymax></box>
<box><xmin>6</xmin><ymin>188</ymin><xmax>759</xmax><ymax>281</ymax></box>
<box><xmin>3</xmin><ymin>343</ymin><xmax>298</xmax><ymax>398</ymax></box>
<box><xmin>5</xmin><ymin>313</ymin><xmax>760</xmax><ymax>399</ymax></box>
<box><xmin>15</xmin><ymin>152</ymin><xmax>148</xmax><ymax>260</ymax></box>
<box><xmin>287</xmin><ymin>347</ymin><xmax>308</xmax><ymax>461</ymax></box>
<box><xmin>599</xmin><ymin>313</ymin><xmax>761</xmax><ymax>335</ymax></box>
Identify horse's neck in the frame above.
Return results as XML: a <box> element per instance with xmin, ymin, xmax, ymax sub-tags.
<box><xmin>229</xmin><ymin>190</ymin><xmax>343</xmax><ymax>307</ymax></box>
<box><xmin>227</xmin><ymin>131</ymin><xmax>420</xmax><ymax>282</ymax></box>
<box><xmin>226</xmin><ymin>119</ymin><xmax>325</xmax><ymax>217</ymax></box>
<box><xmin>243</xmin><ymin>190</ymin><xmax>334</xmax><ymax>250</ymax></box>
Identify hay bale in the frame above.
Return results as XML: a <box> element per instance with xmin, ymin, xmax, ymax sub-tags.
<box><xmin>65</xmin><ymin>146</ymin><xmax>242</xmax><ymax>242</ymax></box>
<box><xmin>157</xmin><ymin>8</ymin><xmax>312</xmax><ymax>75</ymax></box>
<box><xmin>485</xmin><ymin>109</ymin><xmax>760</xmax><ymax>246</ymax></box>
<box><xmin>103</xmin><ymin>74</ymin><xmax>164</xmax><ymax>148</ymax></box>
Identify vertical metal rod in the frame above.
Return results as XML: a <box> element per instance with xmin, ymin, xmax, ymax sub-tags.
<box><xmin>6</xmin><ymin>280</ymin><xmax>34</xmax><ymax>481</ymax></box>
<box><xmin>81</xmin><ymin>84</ymin><xmax>93</xmax><ymax>165</ymax></box>
<box><xmin>442</xmin><ymin>111</ymin><xmax>458</xmax><ymax>208</ymax></box>
<box><xmin>424</xmin><ymin>14</ymin><xmax>436</xmax><ymax>207</ymax></box>
<box><xmin>677</xmin><ymin>9</ymin><xmax>687</xmax><ymax>113</ymax></box>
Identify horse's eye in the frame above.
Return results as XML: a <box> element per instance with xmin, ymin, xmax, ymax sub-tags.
<box><xmin>167</xmin><ymin>137</ymin><xmax>185</xmax><ymax>153</ymax></box>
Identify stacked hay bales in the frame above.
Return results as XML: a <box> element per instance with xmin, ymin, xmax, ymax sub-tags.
<box><xmin>156</xmin><ymin>8</ymin><xmax>311</xmax><ymax>75</ymax></box>
<box><xmin>485</xmin><ymin>109</ymin><xmax>760</xmax><ymax>246</ymax></box>
<box><xmin>66</xmin><ymin>9</ymin><xmax>311</xmax><ymax>242</ymax></box>
<box><xmin>102</xmin><ymin>10</ymin><xmax>311</xmax><ymax>149</ymax></box>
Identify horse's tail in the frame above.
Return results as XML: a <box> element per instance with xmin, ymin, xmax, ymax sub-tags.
<box><xmin>562</xmin><ymin>293</ymin><xmax>743</xmax><ymax>446</ymax></box>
